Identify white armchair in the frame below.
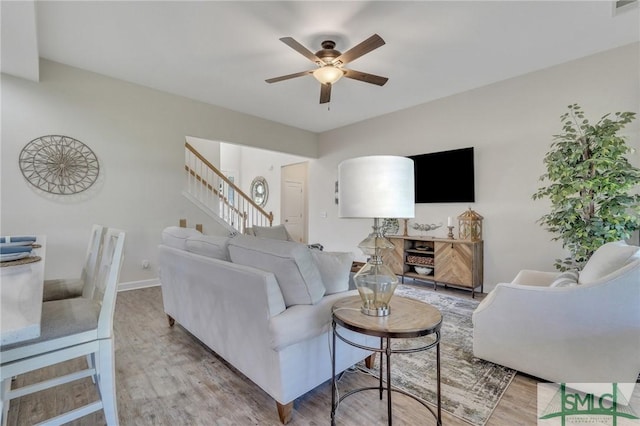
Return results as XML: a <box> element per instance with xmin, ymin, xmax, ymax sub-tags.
<box><xmin>472</xmin><ymin>241</ymin><xmax>640</xmax><ymax>403</ymax></box>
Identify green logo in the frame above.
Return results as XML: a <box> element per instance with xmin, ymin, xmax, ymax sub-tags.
<box><xmin>539</xmin><ymin>383</ymin><xmax>639</xmax><ymax>425</ymax></box>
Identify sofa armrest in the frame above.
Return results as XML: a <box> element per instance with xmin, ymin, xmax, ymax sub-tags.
<box><xmin>511</xmin><ymin>269</ymin><xmax>559</xmax><ymax>286</ymax></box>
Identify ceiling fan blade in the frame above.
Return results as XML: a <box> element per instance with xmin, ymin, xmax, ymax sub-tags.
<box><xmin>265</xmin><ymin>70</ymin><xmax>313</xmax><ymax>84</ymax></box>
<box><xmin>343</xmin><ymin>69</ymin><xmax>389</xmax><ymax>86</ymax></box>
<box><xmin>280</xmin><ymin>37</ymin><xmax>324</xmax><ymax>65</ymax></box>
<box><xmin>320</xmin><ymin>83</ymin><xmax>331</xmax><ymax>104</ymax></box>
<box><xmin>333</xmin><ymin>34</ymin><xmax>385</xmax><ymax>66</ymax></box>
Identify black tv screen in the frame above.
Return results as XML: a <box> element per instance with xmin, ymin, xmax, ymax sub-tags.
<box><xmin>409</xmin><ymin>147</ymin><xmax>475</xmax><ymax>203</ymax></box>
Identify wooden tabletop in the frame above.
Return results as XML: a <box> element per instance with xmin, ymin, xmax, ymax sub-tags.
<box><xmin>332</xmin><ymin>295</ymin><xmax>442</xmax><ymax>339</ymax></box>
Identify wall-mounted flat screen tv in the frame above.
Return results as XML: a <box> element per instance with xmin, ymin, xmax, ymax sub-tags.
<box><xmin>408</xmin><ymin>147</ymin><xmax>475</xmax><ymax>203</ymax></box>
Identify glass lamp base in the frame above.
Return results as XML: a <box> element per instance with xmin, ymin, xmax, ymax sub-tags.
<box><xmin>353</xmin><ymin>218</ymin><xmax>400</xmax><ymax>317</ymax></box>
<box><xmin>354</xmin><ymin>262</ymin><xmax>398</xmax><ymax>317</ymax></box>
<box><xmin>361</xmin><ymin>305</ymin><xmax>391</xmax><ymax>316</ymax></box>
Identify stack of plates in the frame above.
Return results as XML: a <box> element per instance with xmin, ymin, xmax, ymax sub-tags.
<box><xmin>0</xmin><ymin>236</ymin><xmax>36</xmax><ymax>262</ymax></box>
<box><xmin>0</xmin><ymin>236</ymin><xmax>36</xmax><ymax>244</ymax></box>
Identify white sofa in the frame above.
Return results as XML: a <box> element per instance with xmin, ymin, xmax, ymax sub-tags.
<box><xmin>157</xmin><ymin>227</ymin><xmax>375</xmax><ymax>423</ymax></box>
<box><xmin>472</xmin><ymin>240</ymin><xmax>640</xmax><ymax>403</ymax></box>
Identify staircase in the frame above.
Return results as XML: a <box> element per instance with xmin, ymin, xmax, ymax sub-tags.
<box><xmin>183</xmin><ymin>142</ymin><xmax>273</xmax><ymax>234</ymax></box>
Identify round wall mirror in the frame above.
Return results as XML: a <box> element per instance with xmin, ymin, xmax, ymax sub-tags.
<box><xmin>250</xmin><ymin>176</ymin><xmax>269</xmax><ymax>207</ymax></box>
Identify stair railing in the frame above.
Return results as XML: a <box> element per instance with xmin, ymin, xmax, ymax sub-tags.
<box><xmin>184</xmin><ymin>142</ymin><xmax>273</xmax><ymax>233</ymax></box>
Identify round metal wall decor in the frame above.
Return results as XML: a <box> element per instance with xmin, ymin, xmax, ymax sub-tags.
<box><xmin>19</xmin><ymin>135</ymin><xmax>100</xmax><ymax>195</ymax></box>
<box><xmin>250</xmin><ymin>176</ymin><xmax>269</xmax><ymax>207</ymax></box>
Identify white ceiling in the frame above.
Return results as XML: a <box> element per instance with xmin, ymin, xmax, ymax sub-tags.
<box><xmin>2</xmin><ymin>1</ymin><xmax>639</xmax><ymax>133</ymax></box>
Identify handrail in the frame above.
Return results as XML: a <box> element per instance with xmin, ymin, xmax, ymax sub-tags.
<box><xmin>185</xmin><ymin>142</ymin><xmax>273</xmax><ymax>220</ymax></box>
<box><xmin>184</xmin><ymin>166</ymin><xmax>246</xmax><ymax>218</ymax></box>
<box><xmin>184</xmin><ymin>142</ymin><xmax>274</xmax><ymax>232</ymax></box>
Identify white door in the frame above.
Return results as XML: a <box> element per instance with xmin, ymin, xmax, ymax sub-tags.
<box><xmin>282</xmin><ymin>180</ymin><xmax>304</xmax><ymax>243</ymax></box>
<box><xmin>281</xmin><ymin>163</ymin><xmax>308</xmax><ymax>243</ymax></box>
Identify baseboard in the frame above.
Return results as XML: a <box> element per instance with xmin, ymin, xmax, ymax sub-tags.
<box><xmin>118</xmin><ymin>278</ymin><xmax>160</xmax><ymax>292</ymax></box>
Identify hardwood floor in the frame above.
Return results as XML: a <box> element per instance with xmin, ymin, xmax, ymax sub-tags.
<box><xmin>6</xmin><ymin>285</ymin><xmax>541</xmax><ymax>425</ymax></box>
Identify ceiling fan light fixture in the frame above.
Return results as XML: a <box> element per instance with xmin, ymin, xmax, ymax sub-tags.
<box><xmin>313</xmin><ymin>65</ymin><xmax>345</xmax><ymax>85</ymax></box>
<box><xmin>267</xmin><ymin>35</ymin><xmax>387</xmax><ymax>104</ymax></box>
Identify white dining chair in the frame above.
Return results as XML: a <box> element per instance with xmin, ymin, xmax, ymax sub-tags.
<box><xmin>0</xmin><ymin>228</ymin><xmax>126</xmax><ymax>426</ymax></box>
<box><xmin>42</xmin><ymin>224</ymin><xmax>107</xmax><ymax>301</ymax></box>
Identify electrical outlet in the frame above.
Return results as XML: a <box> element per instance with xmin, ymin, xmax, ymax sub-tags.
<box><xmin>142</xmin><ymin>259</ymin><xmax>150</xmax><ymax>269</ymax></box>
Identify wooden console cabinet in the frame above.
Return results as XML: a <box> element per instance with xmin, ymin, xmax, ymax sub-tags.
<box><xmin>384</xmin><ymin>236</ymin><xmax>484</xmax><ymax>298</ymax></box>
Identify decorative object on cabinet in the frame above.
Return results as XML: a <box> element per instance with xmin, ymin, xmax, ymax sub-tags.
<box><xmin>383</xmin><ymin>236</ymin><xmax>483</xmax><ymax>298</ymax></box>
<box><xmin>412</xmin><ymin>222</ymin><xmax>443</xmax><ymax>234</ymax></box>
<box><xmin>457</xmin><ymin>208</ymin><xmax>483</xmax><ymax>241</ymax></box>
<box><xmin>338</xmin><ymin>155</ymin><xmax>415</xmax><ymax>316</ymax></box>
<box><xmin>447</xmin><ymin>227</ymin><xmax>455</xmax><ymax>239</ymax></box>
<box><xmin>447</xmin><ymin>216</ymin><xmax>455</xmax><ymax>239</ymax></box>
<box><xmin>382</xmin><ymin>218</ymin><xmax>400</xmax><ymax>236</ymax></box>
<box><xmin>19</xmin><ymin>135</ymin><xmax>99</xmax><ymax>195</ymax></box>
<box><xmin>250</xmin><ymin>176</ymin><xmax>269</xmax><ymax>207</ymax></box>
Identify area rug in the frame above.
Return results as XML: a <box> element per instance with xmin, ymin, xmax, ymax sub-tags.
<box><xmin>357</xmin><ymin>284</ymin><xmax>516</xmax><ymax>426</ymax></box>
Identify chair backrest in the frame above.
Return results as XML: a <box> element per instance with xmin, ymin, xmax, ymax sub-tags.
<box><xmin>579</xmin><ymin>241</ymin><xmax>640</xmax><ymax>284</ymax></box>
<box><xmin>81</xmin><ymin>224</ymin><xmax>108</xmax><ymax>299</ymax></box>
<box><xmin>92</xmin><ymin>228</ymin><xmax>126</xmax><ymax>338</ymax></box>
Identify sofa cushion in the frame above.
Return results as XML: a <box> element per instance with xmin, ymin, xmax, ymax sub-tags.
<box><xmin>311</xmin><ymin>250</ymin><xmax>354</xmax><ymax>294</ymax></box>
<box><xmin>252</xmin><ymin>225</ymin><xmax>292</xmax><ymax>241</ymax></box>
<box><xmin>228</xmin><ymin>235</ymin><xmax>326</xmax><ymax>306</ymax></box>
<box><xmin>268</xmin><ymin>291</ymin><xmax>358</xmax><ymax>351</ymax></box>
<box><xmin>579</xmin><ymin>241</ymin><xmax>640</xmax><ymax>284</ymax></box>
<box><xmin>185</xmin><ymin>234</ymin><xmax>230</xmax><ymax>261</ymax></box>
<box><xmin>549</xmin><ymin>270</ymin><xmax>579</xmax><ymax>288</ymax></box>
<box><xmin>161</xmin><ymin>226</ymin><xmax>202</xmax><ymax>251</ymax></box>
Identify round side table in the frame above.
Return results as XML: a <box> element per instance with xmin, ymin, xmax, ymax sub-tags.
<box><xmin>331</xmin><ymin>295</ymin><xmax>442</xmax><ymax>425</ymax></box>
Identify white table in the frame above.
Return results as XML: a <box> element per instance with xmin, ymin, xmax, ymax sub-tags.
<box><xmin>0</xmin><ymin>236</ymin><xmax>46</xmax><ymax>346</ymax></box>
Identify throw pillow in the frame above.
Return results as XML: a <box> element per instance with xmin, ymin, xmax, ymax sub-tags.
<box><xmin>161</xmin><ymin>226</ymin><xmax>202</xmax><ymax>251</ymax></box>
<box><xmin>185</xmin><ymin>234</ymin><xmax>230</xmax><ymax>261</ymax></box>
<box><xmin>549</xmin><ymin>270</ymin><xmax>579</xmax><ymax>288</ymax></box>
<box><xmin>252</xmin><ymin>225</ymin><xmax>292</xmax><ymax>241</ymax></box>
<box><xmin>228</xmin><ymin>235</ymin><xmax>326</xmax><ymax>306</ymax></box>
<box><xmin>311</xmin><ymin>250</ymin><xmax>354</xmax><ymax>294</ymax></box>
<box><xmin>579</xmin><ymin>241</ymin><xmax>640</xmax><ymax>284</ymax></box>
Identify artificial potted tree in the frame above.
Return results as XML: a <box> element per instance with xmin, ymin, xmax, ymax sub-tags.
<box><xmin>533</xmin><ymin>103</ymin><xmax>640</xmax><ymax>270</ymax></box>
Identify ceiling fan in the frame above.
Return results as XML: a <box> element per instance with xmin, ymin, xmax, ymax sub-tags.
<box><xmin>265</xmin><ymin>34</ymin><xmax>389</xmax><ymax>104</ymax></box>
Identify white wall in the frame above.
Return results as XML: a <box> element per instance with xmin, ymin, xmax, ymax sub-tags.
<box><xmin>1</xmin><ymin>59</ymin><xmax>318</xmax><ymax>284</ymax></box>
<box><xmin>220</xmin><ymin>142</ymin><xmax>241</xmax><ymax>186</ymax></box>
<box><xmin>309</xmin><ymin>43</ymin><xmax>640</xmax><ymax>292</ymax></box>
<box><xmin>235</xmin><ymin>145</ymin><xmax>309</xmax><ymax>225</ymax></box>
<box><xmin>187</xmin><ymin>136</ymin><xmax>221</xmax><ymax>168</ymax></box>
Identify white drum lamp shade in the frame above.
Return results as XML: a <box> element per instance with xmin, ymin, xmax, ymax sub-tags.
<box><xmin>338</xmin><ymin>155</ymin><xmax>415</xmax><ymax>219</ymax></box>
